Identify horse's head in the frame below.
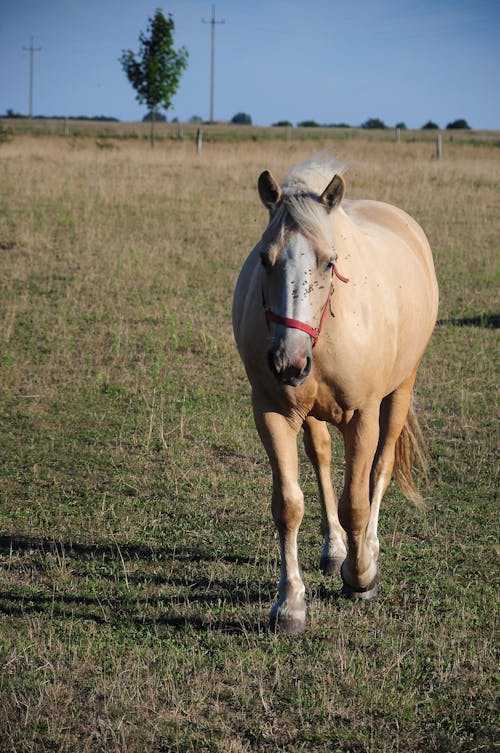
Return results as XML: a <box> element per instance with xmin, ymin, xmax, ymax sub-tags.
<box><xmin>258</xmin><ymin>169</ymin><xmax>346</xmax><ymax>387</ymax></box>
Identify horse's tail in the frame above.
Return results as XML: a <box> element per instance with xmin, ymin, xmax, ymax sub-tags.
<box><xmin>393</xmin><ymin>403</ymin><xmax>429</xmax><ymax>508</ymax></box>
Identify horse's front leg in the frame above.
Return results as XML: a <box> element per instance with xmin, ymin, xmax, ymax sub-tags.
<box><xmin>303</xmin><ymin>416</ymin><xmax>347</xmax><ymax>574</ymax></box>
<box><xmin>253</xmin><ymin>402</ymin><xmax>306</xmax><ymax>633</ymax></box>
<box><xmin>339</xmin><ymin>406</ymin><xmax>380</xmax><ymax>599</ymax></box>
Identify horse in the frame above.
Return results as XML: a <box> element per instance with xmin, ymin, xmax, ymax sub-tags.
<box><xmin>232</xmin><ymin>154</ymin><xmax>439</xmax><ymax>633</ymax></box>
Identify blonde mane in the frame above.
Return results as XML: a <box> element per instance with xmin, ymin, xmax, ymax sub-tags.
<box><xmin>279</xmin><ymin>153</ymin><xmax>346</xmax><ymax>246</ymax></box>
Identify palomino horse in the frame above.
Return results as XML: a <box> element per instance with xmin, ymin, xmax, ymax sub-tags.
<box><xmin>232</xmin><ymin>155</ymin><xmax>438</xmax><ymax>633</ymax></box>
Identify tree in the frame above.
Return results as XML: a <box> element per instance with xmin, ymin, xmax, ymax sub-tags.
<box><xmin>231</xmin><ymin>112</ymin><xmax>252</xmax><ymax>125</ymax></box>
<box><xmin>120</xmin><ymin>9</ymin><xmax>188</xmax><ymax>146</ymax></box>
<box><xmin>422</xmin><ymin>120</ymin><xmax>439</xmax><ymax>130</ymax></box>
<box><xmin>361</xmin><ymin>117</ymin><xmax>387</xmax><ymax>129</ymax></box>
<box><xmin>142</xmin><ymin>111</ymin><xmax>167</xmax><ymax>122</ymax></box>
<box><xmin>446</xmin><ymin>118</ymin><xmax>471</xmax><ymax>130</ymax></box>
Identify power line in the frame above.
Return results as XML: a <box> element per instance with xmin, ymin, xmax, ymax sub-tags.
<box><xmin>202</xmin><ymin>5</ymin><xmax>225</xmax><ymax>123</ymax></box>
<box><xmin>22</xmin><ymin>36</ymin><xmax>41</xmax><ymax>118</ymax></box>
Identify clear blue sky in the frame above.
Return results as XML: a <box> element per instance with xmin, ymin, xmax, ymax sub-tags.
<box><xmin>1</xmin><ymin>0</ymin><xmax>499</xmax><ymax>129</ymax></box>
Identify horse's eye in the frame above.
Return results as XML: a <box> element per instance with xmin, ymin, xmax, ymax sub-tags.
<box><xmin>326</xmin><ymin>259</ymin><xmax>334</xmax><ymax>271</ymax></box>
<box><xmin>260</xmin><ymin>252</ymin><xmax>270</xmax><ymax>269</ymax></box>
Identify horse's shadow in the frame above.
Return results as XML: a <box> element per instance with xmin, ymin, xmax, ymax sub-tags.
<box><xmin>0</xmin><ymin>534</ymin><xmax>344</xmax><ymax>633</ymax></box>
<box><xmin>437</xmin><ymin>313</ymin><xmax>499</xmax><ymax>329</ymax></box>
<box><xmin>0</xmin><ymin>535</ymin><xmax>276</xmax><ymax>634</ymax></box>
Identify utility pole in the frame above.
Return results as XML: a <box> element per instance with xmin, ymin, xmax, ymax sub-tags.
<box><xmin>23</xmin><ymin>36</ymin><xmax>42</xmax><ymax>118</ymax></box>
<box><xmin>202</xmin><ymin>5</ymin><xmax>225</xmax><ymax>123</ymax></box>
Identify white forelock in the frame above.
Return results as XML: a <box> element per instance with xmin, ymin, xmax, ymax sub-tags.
<box><xmin>281</xmin><ymin>151</ymin><xmax>346</xmax><ymax>196</ymax></box>
<box><xmin>279</xmin><ymin>152</ymin><xmax>346</xmax><ymax>245</ymax></box>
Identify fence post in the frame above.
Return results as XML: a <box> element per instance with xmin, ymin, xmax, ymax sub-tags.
<box><xmin>395</xmin><ymin>127</ymin><xmax>400</xmax><ymax>143</ymax></box>
<box><xmin>286</xmin><ymin>124</ymin><xmax>292</xmax><ymax>142</ymax></box>
<box><xmin>436</xmin><ymin>133</ymin><xmax>442</xmax><ymax>160</ymax></box>
<box><xmin>196</xmin><ymin>127</ymin><xmax>203</xmax><ymax>155</ymax></box>
<box><xmin>177</xmin><ymin>122</ymin><xmax>183</xmax><ymax>139</ymax></box>
<box><xmin>64</xmin><ymin>116</ymin><xmax>69</xmax><ymax>137</ymax></box>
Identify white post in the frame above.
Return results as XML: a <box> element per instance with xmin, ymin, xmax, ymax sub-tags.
<box><xmin>177</xmin><ymin>122</ymin><xmax>183</xmax><ymax>139</ymax></box>
<box><xmin>196</xmin><ymin>127</ymin><xmax>203</xmax><ymax>155</ymax></box>
<box><xmin>396</xmin><ymin>127</ymin><xmax>401</xmax><ymax>142</ymax></box>
<box><xmin>286</xmin><ymin>124</ymin><xmax>292</xmax><ymax>142</ymax></box>
<box><xmin>436</xmin><ymin>133</ymin><xmax>442</xmax><ymax>160</ymax></box>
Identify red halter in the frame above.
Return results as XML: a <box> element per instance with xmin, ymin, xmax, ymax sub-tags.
<box><xmin>264</xmin><ymin>263</ymin><xmax>349</xmax><ymax>347</ymax></box>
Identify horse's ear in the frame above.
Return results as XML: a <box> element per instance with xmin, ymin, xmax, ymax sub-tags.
<box><xmin>258</xmin><ymin>170</ymin><xmax>282</xmax><ymax>211</ymax></box>
<box><xmin>319</xmin><ymin>174</ymin><xmax>345</xmax><ymax>213</ymax></box>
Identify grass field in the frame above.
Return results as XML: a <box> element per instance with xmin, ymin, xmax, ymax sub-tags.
<box><xmin>0</xmin><ymin>128</ymin><xmax>498</xmax><ymax>752</ymax></box>
<box><xmin>2</xmin><ymin>116</ymin><xmax>500</xmax><ymax>148</ymax></box>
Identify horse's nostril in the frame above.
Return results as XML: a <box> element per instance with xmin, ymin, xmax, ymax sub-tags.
<box><xmin>291</xmin><ymin>353</ymin><xmax>310</xmax><ymax>377</ymax></box>
<box><xmin>267</xmin><ymin>349</ymin><xmax>311</xmax><ymax>386</ymax></box>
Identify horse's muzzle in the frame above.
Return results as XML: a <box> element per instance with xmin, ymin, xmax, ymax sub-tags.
<box><xmin>267</xmin><ymin>349</ymin><xmax>311</xmax><ymax>387</ymax></box>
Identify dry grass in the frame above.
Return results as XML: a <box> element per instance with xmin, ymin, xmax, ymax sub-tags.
<box><xmin>0</xmin><ymin>130</ymin><xmax>498</xmax><ymax>752</ymax></box>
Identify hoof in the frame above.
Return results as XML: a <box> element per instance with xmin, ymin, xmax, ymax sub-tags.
<box><xmin>340</xmin><ymin>562</ymin><xmax>379</xmax><ymax>601</ymax></box>
<box><xmin>269</xmin><ymin>603</ymin><xmax>307</xmax><ymax>634</ymax></box>
<box><xmin>340</xmin><ymin>582</ymin><xmax>378</xmax><ymax>601</ymax></box>
<box><xmin>319</xmin><ymin>555</ymin><xmax>345</xmax><ymax>576</ymax></box>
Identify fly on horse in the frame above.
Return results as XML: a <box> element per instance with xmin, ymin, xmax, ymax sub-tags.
<box><xmin>232</xmin><ymin>154</ymin><xmax>438</xmax><ymax>633</ymax></box>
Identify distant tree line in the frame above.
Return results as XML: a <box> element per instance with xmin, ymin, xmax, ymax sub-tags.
<box><xmin>2</xmin><ymin>107</ymin><xmax>473</xmax><ymax>132</ymax></box>
<box><xmin>3</xmin><ymin>109</ymin><xmax>119</xmax><ymax>121</ymax></box>
<box><xmin>272</xmin><ymin>117</ymin><xmax>472</xmax><ymax>130</ymax></box>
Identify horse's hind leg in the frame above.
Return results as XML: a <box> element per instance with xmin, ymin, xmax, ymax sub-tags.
<box><xmin>303</xmin><ymin>416</ymin><xmax>347</xmax><ymax>574</ymax></box>
<box><xmin>367</xmin><ymin>372</ymin><xmax>417</xmax><ymax>559</ymax></box>
<box><xmin>253</xmin><ymin>400</ymin><xmax>306</xmax><ymax>633</ymax></box>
